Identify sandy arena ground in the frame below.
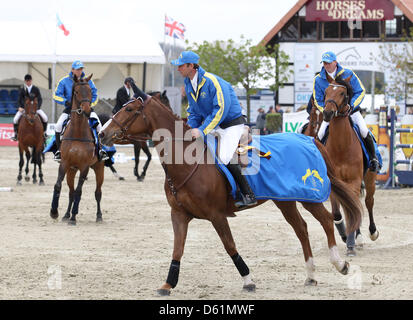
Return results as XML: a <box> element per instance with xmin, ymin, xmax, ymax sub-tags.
<box><xmin>0</xmin><ymin>145</ymin><xmax>413</xmax><ymax>300</ymax></box>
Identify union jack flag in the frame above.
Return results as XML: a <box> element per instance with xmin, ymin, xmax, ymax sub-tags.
<box><xmin>165</xmin><ymin>15</ymin><xmax>186</xmax><ymax>40</ymax></box>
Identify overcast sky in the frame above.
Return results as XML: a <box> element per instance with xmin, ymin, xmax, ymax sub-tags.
<box><xmin>1</xmin><ymin>0</ymin><xmax>297</xmax><ymax>46</ymax></box>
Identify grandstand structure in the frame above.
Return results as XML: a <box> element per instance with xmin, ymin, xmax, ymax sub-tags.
<box><xmin>261</xmin><ymin>0</ymin><xmax>413</xmax><ymax>115</ymax></box>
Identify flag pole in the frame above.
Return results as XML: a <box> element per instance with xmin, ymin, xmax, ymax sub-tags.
<box><xmin>52</xmin><ymin>15</ymin><xmax>57</xmax><ymax>123</ymax></box>
<box><xmin>172</xmin><ymin>36</ymin><xmax>176</xmax><ymax>87</ymax></box>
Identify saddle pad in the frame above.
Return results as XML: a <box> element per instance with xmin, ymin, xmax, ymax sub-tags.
<box><xmin>352</xmin><ymin>124</ymin><xmax>383</xmax><ymax>170</ymax></box>
<box><xmin>206</xmin><ymin>133</ymin><xmax>331</xmax><ymax>203</ymax></box>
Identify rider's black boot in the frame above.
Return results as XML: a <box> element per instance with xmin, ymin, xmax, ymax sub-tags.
<box><xmin>226</xmin><ymin>163</ymin><xmax>257</xmax><ymax>209</ymax></box>
<box><xmin>363</xmin><ymin>133</ymin><xmax>380</xmax><ymax>172</ymax></box>
<box><xmin>54</xmin><ymin>132</ymin><xmax>61</xmax><ymax>162</ymax></box>
<box><xmin>11</xmin><ymin>123</ymin><xmax>18</xmax><ymax>141</ymax></box>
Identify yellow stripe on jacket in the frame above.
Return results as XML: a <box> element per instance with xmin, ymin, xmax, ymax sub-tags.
<box><xmin>312</xmin><ymin>74</ymin><xmax>324</xmax><ymax>112</ymax></box>
<box><xmin>352</xmin><ymin>72</ymin><xmax>366</xmax><ymax>108</ymax></box>
<box><xmin>203</xmin><ymin>72</ymin><xmax>225</xmax><ymax>135</ymax></box>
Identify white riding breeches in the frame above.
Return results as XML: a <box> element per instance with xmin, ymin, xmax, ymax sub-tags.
<box><xmin>208</xmin><ymin>124</ymin><xmax>244</xmax><ymax>165</ymax></box>
<box><xmin>37</xmin><ymin>109</ymin><xmax>48</xmax><ymax>122</ymax></box>
<box><xmin>350</xmin><ymin>110</ymin><xmax>369</xmax><ymax>138</ymax></box>
<box><xmin>55</xmin><ymin>111</ymin><xmax>101</xmax><ymax>134</ymax></box>
<box><xmin>318</xmin><ymin>110</ymin><xmax>369</xmax><ymax>140</ymax></box>
<box><xmin>13</xmin><ymin>111</ymin><xmax>23</xmax><ymax>124</ymax></box>
<box><xmin>13</xmin><ymin>109</ymin><xmax>48</xmax><ymax>124</ymax></box>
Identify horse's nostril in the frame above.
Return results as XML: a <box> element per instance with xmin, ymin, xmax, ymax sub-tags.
<box><xmin>98</xmin><ymin>132</ymin><xmax>104</xmax><ymax>138</ymax></box>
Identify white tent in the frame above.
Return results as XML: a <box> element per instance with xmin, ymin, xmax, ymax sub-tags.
<box><xmin>0</xmin><ymin>19</ymin><xmax>165</xmax><ymax>119</ymax></box>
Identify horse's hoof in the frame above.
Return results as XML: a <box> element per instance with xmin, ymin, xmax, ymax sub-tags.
<box><xmin>304</xmin><ymin>278</ymin><xmax>317</xmax><ymax>286</ymax></box>
<box><xmin>370</xmin><ymin>230</ymin><xmax>379</xmax><ymax>241</ymax></box>
<box><xmin>50</xmin><ymin>208</ymin><xmax>58</xmax><ymax>219</ymax></box>
<box><xmin>119</xmin><ymin>176</ymin><xmax>125</xmax><ymax>181</ymax></box>
<box><xmin>96</xmin><ymin>217</ymin><xmax>103</xmax><ymax>223</ymax></box>
<box><xmin>340</xmin><ymin>261</ymin><xmax>350</xmax><ymax>275</ymax></box>
<box><xmin>16</xmin><ymin>181</ymin><xmax>22</xmax><ymax>186</ymax></box>
<box><xmin>346</xmin><ymin>248</ymin><xmax>356</xmax><ymax>257</ymax></box>
<box><xmin>242</xmin><ymin>283</ymin><xmax>256</xmax><ymax>292</ymax></box>
<box><xmin>157</xmin><ymin>289</ymin><xmax>171</xmax><ymax>296</ymax></box>
<box><xmin>39</xmin><ymin>181</ymin><xmax>45</xmax><ymax>186</ymax></box>
<box><xmin>137</xmin><ymin>177</ymin><xmax>144</xmax><ymax>182</ymax></box>
<box><xmin>68</xmin><ymin>219</ymin><xmax>76</xmax><ymax>226</ymax></box>
<box><xmin>33</xmin><ymin>180</ymin><xmax>37</xmax><ymax>184</ymax></box>
<box><xmin>341</xmin><ymin>236</ymin><xmax>347</xmax><ymax>243</ymax></box>
<box><xmin>61</xmin><ymin>215</ymin><xmax>69</xmax><ymax>222</ymax></box>
<box><xmin>25</xmin><ymin>177</ymin><xmax>30</xmax><ymax>182</ymax></box>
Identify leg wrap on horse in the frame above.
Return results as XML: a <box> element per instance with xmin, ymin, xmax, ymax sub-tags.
<box><xmin>231</xmin><ymin>253</ymin><xmax>249</xmax><ymax>277</ymax></box>
<box><xmin>166</xmin><ymin>260</ymin><xmax>180</xmax><ymax>288</ymax></box>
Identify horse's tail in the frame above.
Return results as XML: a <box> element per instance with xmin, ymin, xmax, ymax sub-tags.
<box><xmin>315</xmin><ymin>140</ymin><xmax>362</xmax><ymax>234</ymax></box>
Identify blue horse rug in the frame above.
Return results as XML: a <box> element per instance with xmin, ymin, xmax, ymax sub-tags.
<box><xmin>205</xmin><ymin>133</ymin><xmax>331</xmax><ymax>203</ymax></box>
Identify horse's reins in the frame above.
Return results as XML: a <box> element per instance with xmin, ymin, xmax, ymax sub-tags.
<box><xmin>110</xmin><ymin>96</ymin><xmax>204</xmax><ymax>205</ymax></box>
<box><xmin>324</xmin><ymin>83</ymin><xmax>351</xmax><ymax>118</ymax></box>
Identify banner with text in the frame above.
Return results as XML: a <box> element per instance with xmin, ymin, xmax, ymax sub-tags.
<box><xmin>0</xmin><ymin>124</ymin><xmax>17</xmax><ymax>146</ymax></box>
<box><xmin>283</xmin><ymin>110</ymin><xmax>308</xmax><ymax>133</ymax></box>
<box><xmin>306</xmin><ymin>0</ymin><xmax>394</xmax><ymax>21</ymax></box>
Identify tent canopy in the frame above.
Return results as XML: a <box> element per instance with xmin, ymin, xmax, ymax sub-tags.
<box><xmin>0</xmin><ymin>19</ymin><xmax>165</xmax><ymax>64</ymax></box>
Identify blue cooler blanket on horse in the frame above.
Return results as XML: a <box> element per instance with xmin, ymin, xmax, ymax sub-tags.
<box><xmin>206</xmin><ymin>133</ymin><xmax>331</xmax><ymax>203</ymax></box>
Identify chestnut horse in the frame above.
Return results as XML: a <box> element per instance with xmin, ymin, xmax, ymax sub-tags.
<box><xmin>17</xmin><ymin>94</ymin><xmax>45</xmax><ymax>186</ymax></box>
<box><xmin>314</xmin><ymin>76</ymin><xmax>378</xmax><ymax>256</ymax></box>
<box><xmin>99</xmin><ymin>96</ymin><xmax>363</xmax><ymax>295</ymax></box>
<box><xmin>132</xmin><ymin>91</ymin><xmax>171</xmax><ymax>181</ymax></box>
<box><xmin>49</xmin><ymin>74</ymin><xmax>104</xmax><ymax>225</ymax></box>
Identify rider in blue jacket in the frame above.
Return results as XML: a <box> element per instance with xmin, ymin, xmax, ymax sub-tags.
<box><xmin>53</xmin><ymin>60</ymin><xmax>108</xmax><ymax>162</ymax></box>
<box><xmin>171</xmin><ymin>51</ymin><xmax>256</xmax><ymax>209</ymax></box>
<box><xmin>313</xmin><ymin>51</ymin><xmax>379</xmax><ymax>172</ymax></box>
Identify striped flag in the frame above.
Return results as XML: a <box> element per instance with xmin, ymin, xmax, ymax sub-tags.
<box><xmin>165</xmin><ymin>15</ymin><xmax>186</xmax><ymax>40</ymax></box>
<box><xmin>56</xmin><ymin>14</ymin><xmax>70</xmax><ymax>36</ymax></box>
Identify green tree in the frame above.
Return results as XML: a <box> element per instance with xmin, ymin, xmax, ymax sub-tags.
<box><xmin>374</xmin><ymin>29</ymin><xmax>413</xmax><ymax>105</ymax></box>
<box><xmin>186</xmin><ymin>36</ymin><xmax>291</xmax><ymax>121</ymax></box>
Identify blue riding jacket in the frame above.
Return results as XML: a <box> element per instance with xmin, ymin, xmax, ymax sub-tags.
<box><xmin>53</xmin><ymin>71</ymin><xmax>98</xmax><ymax>111</ymax></box>
<box><xmin>185</xmin><ymin>66</ymin><xmax>243</xmax><ymax>137</ymax></box>
<box><xmin>312</xmin><ymin>62</ymin><xmax>365</xmax><ymax>113</ymax></box>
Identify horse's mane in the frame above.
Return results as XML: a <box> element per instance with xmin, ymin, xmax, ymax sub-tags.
<box><xmin>149</xmin><ymin>96</ymin><xmax>191</xmax><ymax>131</ymax></box>
<box><xmin>334</xmin><ymin>76</ymin><xmax>353</xmax><ymax>101</ymax></box>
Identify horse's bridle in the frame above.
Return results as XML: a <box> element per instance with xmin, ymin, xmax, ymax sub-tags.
<box><xmin>110</xmin><ymin>97</ymin><xmax>152</xmax><ymax>143</ymax></box>
<box><xmin>71</xmin><ymin>82</ymin><xmax>92</xmax><ymax>117</ymax></box>
<box><xmin>324</xmin><ymin>83</ymin><xmax>351</xmax><ymax>118</ymax></box>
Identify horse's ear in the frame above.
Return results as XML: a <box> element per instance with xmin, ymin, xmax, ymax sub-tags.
<box><xmin>85</xmin><ymin>73</ymin><xmax>93</xmax><ymax>82</ymax></box>
<box><xmin>343</xmin><ymin>75</ymin><xmax>352</xmax><ymax>83</ymax></box>
<box><xmin>73</xmin><ymin>74</ymin><xmax>78</xmax><ymax>82</ymax></box>
<box><xmin>162</xmin><ymin>90</ymin><xmax>167</xmax><ymax>96</ymax></box>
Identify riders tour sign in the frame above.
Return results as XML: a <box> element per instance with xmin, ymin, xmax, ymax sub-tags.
<box><xmin>306</xmin><ymin>0</ymin><xmax>394</xmax><ymax>21</ymax></box>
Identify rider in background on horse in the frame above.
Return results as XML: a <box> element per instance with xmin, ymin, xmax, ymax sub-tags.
<box><xmin>112</xmin><ymin>77</ymin><xmax>136</xmax><ymax>115</ymax></box>
<box><xmin>53</xmin><ymin>60</ymin><xmax>108</xmax><ymax>162</ymax></box>
<box><xmin>313</xmin><ymin>51</ymin><xmax>379</xmax><ymax>172</ymax></box>
<box><xmin>171</xmin><ymin>50</ymin><xmax>257</xmax><ymax>209</ymax></box>
<box><xmin>12</xmin><ymin>74</ymin><xmax>48</xmax><ymax>141</ymax></box>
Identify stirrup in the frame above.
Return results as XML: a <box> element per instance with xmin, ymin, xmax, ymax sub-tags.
<box><xmin>235</xmin><ymin>194</ymin><xmax>257</xmax><ymax>209</ymax></box>
<box><xmin>99</xmin><ymin>150</ymin><xmax>109</xmax><ymax>161</ymax></box>
<box><xmin>54</xmin><ymin>151</ymin><xmax>61</xmax><ymax>162</ymax></box>
<box><xmin>369</xmin><ymin>158</ymin><xmax>380</xmax><ymax>172</ymax></box>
